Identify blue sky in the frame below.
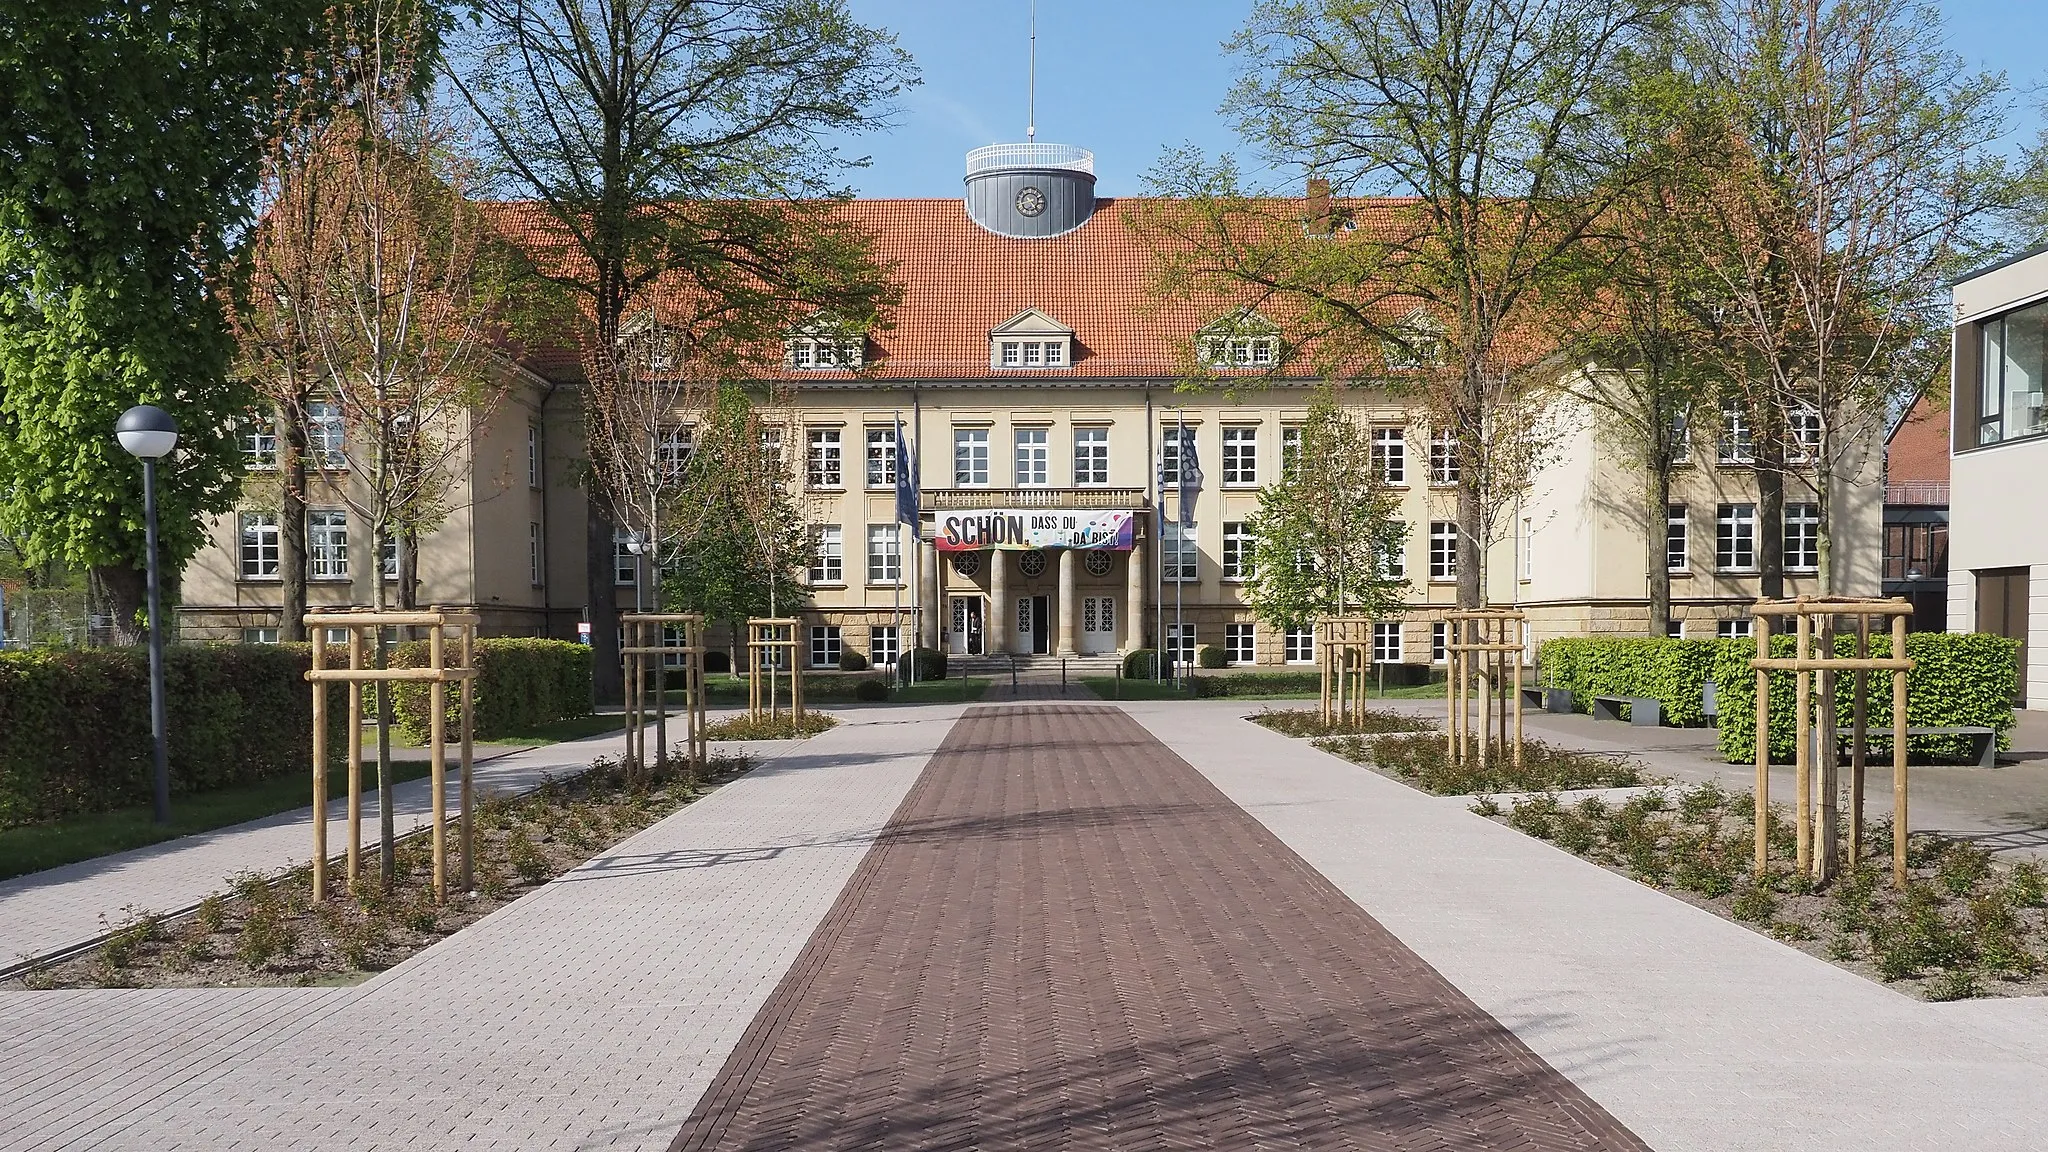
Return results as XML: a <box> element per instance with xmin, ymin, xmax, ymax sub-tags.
<box><xmin>825</xmin><ymin>0</ymin><xmax>2048</xmax><ymax>199</ymax></box>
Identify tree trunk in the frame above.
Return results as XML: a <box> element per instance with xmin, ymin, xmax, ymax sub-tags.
<box><xmin>587</xmin><ymin>494</ymin><xmax>621</xmax><ymax>705</ymax></box>
<box><xmin>1757</xmin><ymin>465</ymin><xmax>1785</xmax><ymax>601</ymax></box>
<box><xmin>372</xmin><ymin>514</ymin><xmax>396</xmax><ymax>888</ymax></box>
<box><xmin>90</xmin><ymin>564</ymin><xmax>146</xmax><ymax>646</ymax></box>
<box><xmin>397</xmin><ymin>530</ymin><xmax>419</xmax><ymax>610</ymax></box>
<box><xmin>1455</xmin><ymin>484</ymin><xmax>1482</xmax><ymax>609</ymax></box>
<box><xmin>1647</xmin><ymin>466</ymin><xmax>1672</xmax><ymax>638</ymax></box>
<box><xmin>279</xmin><ymin>408</ymin><xmax>308</xmax><ymax>642</ymax></box>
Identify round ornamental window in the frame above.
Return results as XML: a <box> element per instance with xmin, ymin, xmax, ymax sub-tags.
<box><xmin>1018</xmin><ymin>550</ymin><xmax>1049</xmax><ymax>579</ymax></box>
<box><xmin>1083</xmin><ymin>550</ymin><xmax>1115</xmax><ymax>577</ymax></box>
<box><xmin>1015</xmin><ymin>186</ymin><xmax>1047</xmax><ymax>217</ymax></box>
<box><xmin>950</xmin><ymin>552</ymin><xmax>981</xmax><ymax>577</ymax></box>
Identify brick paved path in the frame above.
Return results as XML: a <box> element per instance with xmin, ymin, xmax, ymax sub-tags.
<box><xmin>667</xmin><ymin>704</ymin><xmax>1650</xmax><ymax>1151</ymax></box>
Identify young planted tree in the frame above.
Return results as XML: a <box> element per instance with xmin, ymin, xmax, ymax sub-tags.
<box><xmin>1144</xmin><ymin>0</ymin><xmax>1668</xmax><ymax>608</ymax></box>
<box><xmin>0</xmin><ymin>0</ymin><xmax>326</xmax><ymax>636</ymax></box>
<box><xmin>448</xmin><ymin>0</ymin><xmax>915</xmax><ymax>704</ymax></box>
<box><xmin>1678</xmin><ymin>0</ymin><xmax>2012</xmax><ymax>595</ymax></box>
<box><xmin>1242</xmin><ymin>392</ymin><xmax>1409</xmax><ymax>631</ymax></box>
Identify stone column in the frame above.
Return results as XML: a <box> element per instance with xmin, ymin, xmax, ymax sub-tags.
<box><xmin>1057</xmin><ymin>548</ymin><xmax>1079</xmax><ymax>657</ymax></box>
<box><xmin>918</xmin><ymin>539</ymin><xmax>941</xmax><ymax>649</ymax></box>
<box><xmin>987</xmin><ymin>549</ymin><xmax>1009</xmax><ymax>655</ymax></box>
<box><xmin>1125</xmin><ymin>538</ymin><xmax>1148</xmax><ymax>652</ymax></box>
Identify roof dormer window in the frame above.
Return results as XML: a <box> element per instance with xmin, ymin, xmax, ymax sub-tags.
<box><xmin>1384</xmin><ymin>308</ymin><xmax>1445</xmax><ymax>370</ymax></box>
<box><xmin>990</xmin><ymin>308</ymin><xmax>1074</xmax><ymax>370</ymax></box>
<box><xmin>784</xmin><ymin>314</ymin><xmax>866</xmax><ymax>372</ymax></box>
<box><xmin>1198</xmin><ymin>310</ymin><xmax>1282</xmax><ymax>370</ymax></box>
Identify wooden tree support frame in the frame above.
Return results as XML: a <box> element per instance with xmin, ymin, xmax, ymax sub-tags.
<box><xmin>306</xmin><ymin>610</ymin><xmax>477</xmax><ymax>905</ymax></box>
<box><xmin>1317</xmin><ymin>616</ymin><xmax>1377</xmax><ymax>728</ymax></box>
<box><xmin>1750</xmin><ymin>596</ymin><xmax>1915</xmax><ymax>889</ymax></box>
<box><xmin>747</xmin><ymin>618</ymin><xmax>804</xmax><ymax>721</ymax></box>
<box><xmin>622</xmin><ymin>613</ymin><xmax>709</xmax><ymax>776</ymax></box>
<box><xmin>1444</xmin><ymin>609</ymin><xmax>1528</xmax><ymax>770</ymax></box>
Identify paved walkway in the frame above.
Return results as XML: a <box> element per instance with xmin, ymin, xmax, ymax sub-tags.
<box><xmin>10</xmin><ymin>698</ymin><xmax>2048</xmax><ymax>1151</ymax></box>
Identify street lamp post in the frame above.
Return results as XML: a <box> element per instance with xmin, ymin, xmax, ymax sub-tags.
<box><xmin>115</xmin><ymin>404</ymin><xmax>180</xmax><ymax>826</ymax></box>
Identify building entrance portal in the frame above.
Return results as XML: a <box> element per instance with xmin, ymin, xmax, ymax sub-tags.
<box><xmin>950</xmin><ymin>596</ymin><xmax>985</xmax><ymax>656</ymax></box>
<box><xmin>1018</xmin><ymin>594</ymin><xmax>1050</xmax><ymax>655</ymax></box>
<box><xmin>1082</xmin><ymin>595</ymin><xmax>1117</xmax><ymax>656</ymax></box>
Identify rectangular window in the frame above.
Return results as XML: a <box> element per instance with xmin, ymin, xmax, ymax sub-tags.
<box><xmin>1158</xmin><ymin>427</ymin><xmax>1190</xmax><ymax>488</ymax></box>
<box><xmin>760</xmin><ymin>428</ymin><xmax>784</xmax><ymax>476</ymax></box>
<box><xmin>381</xmin><ymin>535</ymin><xmax>398</xmax><ymax>581</ymax></box>
<box><xmin>1789</xmin><ymin>406</ymin><xmax>1821</xmax><ymax>463</ymax></box>
<box><xmin>529</xmin><ymin>523</ymin><xmax>543</xmax><ymax>586</ymax></box>
<box><xmin>809</xmin><ymin>625</ymin><xmax>842</xmax><ymax>669</ymax></box>
<box><xmin>1718</xmin><ymin>403</ymin><xmax>1755</xmax><ymax>464</ymax></box>
<box><xmin>1429</xmin><ymin>521</ymin><xmax>1458</xmax><ymax>581</ymax></box>
<box><xmin>657</xmin><ymin>427</ymin><xmax>692</xmax><ymax>480</ymax></box>
<box><xmin>1431</xmin><ymin>621</ymin><xmax>1448</xmax><ymax>664</ymax></box>
<box><xmin>1221</xmin><ymin>521</ymin><xmax>1252</xmax><ymax>580</ymax></box>
<box><xmin>1164</xmin><ymin>521</ymin><xmax>1199</xmax><ymax>582</ymax></box>
<box><xmin>865</xmin><ymin>427</ymin><xmax>897</xmax><ymax>487</ymax></box>
<box><xmin>242</xmin><ymin>627</ymin><xmax>280</xmax><ymax>645</ymax></box>
<box><xmin>1225</xmin><ymin>622</ymin><xmax>1256</xmax><ymax>666</ymax></box>
<box><xmin>1000</xmin><ymin>340</ymin><xmax>1021</xmax><ymax>367</ymax></box>
<box><xmin>953</xmin><ymin>428</ymin><xmax>989</xmax><ymax>486</ymax></box>
<box><xmin>807</xmin><ymin>428</ymin><xmax>842</xmax><ymax>488</ymax></box>
<box><xmin>1716</xmin><ymin>503</ymin><xmax>1757</xmax><ymax>571</ymax></box>
<box><xmin>1667</xmin><ymin>619</ymin><xmax>1685</xmax><ymax>639</ymax></box>
<box><xmin>243</xmin><ymin>424</ymin><xmax>278</xmax><ymax>470</ymax></box>
<box><xmin>238</xmin><ymin>512</ymin><xmax>280</xmax><ymax>579</ymax></box>
<box><xmin>614</xmin><ymin>530</ymin><xmax>638</xmax><ymax>586</ymax></box>
<box><xmin>1014</xmin><ymin>427</ymin><xmax>1050</xmax><ymax>486</ymax></box>
<box><xmin>527</xmin><ymin>425</ymin><xmax>543</xmax><ymax>487</ymax></box>
<box><xmin>1283</xmin><ymin>626</ymin><xmax>1316</xmax><ymax>665</ymax></box>
<box><xmin>1073</xmin><ymin>427</ymin><xmax>1109</xmax><ymax>486</ymax></box>
<box><xmin>1669</xmin><ymin>412</ymin><xmax>1692</xmax><ymax>464</ymax></box>
<box><xmin>810</xmin><ymin>525</ymin><xmax>843</xmax><ymax>584</ymax></box>
<box><xmin>1221</xmin><ymin>426</ymin><xmax>1258</xmax><ymax>486</ymax></box>
<box><xmin>1718</xmin><ymin>618</ymin><xmax>1754</xmax><ymax>640</ymax></box>
<box><xmin>307</xmin><ymin>400</ymin><xmax>344</xmax><ymax>468</ymax></box>
<box><xmin>308</xmin><ymin>510</ymin><xmax>349</xmax><ymax>581</ymax></box>
<box><xmin>1281</xmin><ymin>427</ymin><xmax>1303</xmax><ymax>476</ymax></box>
<box><xmin>1165</xmin><ymin>623</ymin><xmax>1197</xmax><ymax>668</ymax></box>
<box><xmin>1372</xmin><ymin>427</ymin><xmax>1406</xmax><ymax>484</ymax></box>
<box><xmin>1372</xmin><ymin>621</ymin><xmax>1403</xmax><ymax>664</ymax></box>
<box><xmin>1518</xmin><ymin>517</ymin><xmax>1533</xmax><ymax>581</ymax></box>
<box><xmin>1667</xmin><ymin>504</ymin><xmax>1689</xmax><ymax>572</ymax></box>
<box><xmin>866</xmin><ymin>524</ymin><xmax>901</xmax><ymax>584</ymax></box>
<box><xmin>870</xmin><ymin>625</ymin><xmax>899</xmax><ymax>668</ymax></box>
<box><xmin>1380</xmin><ymin>537</ymin><xmax>1405</xmax><ymax>581</ymax></box>
<box><xmin>1428</xmin><ymin>429</ymin><xmax>1459</xmax><ymax>485</ymax></box>
<box><xmin>1044</xmin><ymin>341</ymin><xmax>1064</xmax><ymax>366</ymax></box>
<box><xmin>1979</xmin><ymin>302</ymin><xmax>2048</xmax><ymax>445</ymax></box>
<box><xmin>1785</xmin><ymin>502</ymin><xmax>1819</xmax><ymax>572</ymax></box>
<box><xmin>1023</xmin><ymin>341</ymin><xmax>1042</xmax><ymax>366</ymax></box>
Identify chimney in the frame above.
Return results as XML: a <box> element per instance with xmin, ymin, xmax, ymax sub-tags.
<box><xmin>1307</xmin><ymin>177</ymin><xmax>1332</xmax><ymax>237</ymax></box>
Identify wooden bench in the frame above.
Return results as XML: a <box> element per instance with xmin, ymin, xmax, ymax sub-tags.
<box><xmin>1847</xmin><ymin>726</ymin><xmax>1998</xmax><ymax>769</ymax></box>
<box><xmin>1592</xmin><ymin>695</ymin><xmax>1662</xmax><ymax>726</ymax></box>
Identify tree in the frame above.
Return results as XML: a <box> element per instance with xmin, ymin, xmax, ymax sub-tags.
<box><xmin>448</xmin><ymin>0</ymin><xmax>915</xmax><ymax>704</ymax></box>
<box><xmin>1678</xmin><ymin>0</ymin><xmax>2012</xmax><ymax>595</ymax></box>
<box><xmin>1146</xmin><ymin>0</ymin><xmax>1669</xmax><ymax>608</ymax></box>
<box><xmin>0</xmin><ymin>0</ymin><xmax>326</xmax><ymax>636</ymax></box>
<box><xmin>1241</xmin><ymin>392</ymin><xmax>1408</xmax><ymax>631</ymax></box>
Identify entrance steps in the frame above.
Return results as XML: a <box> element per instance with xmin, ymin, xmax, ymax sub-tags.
<box><xmin>961</xmin><ymin>653</ymin><xmax>1124</xmax><ymax>700</ymax></box>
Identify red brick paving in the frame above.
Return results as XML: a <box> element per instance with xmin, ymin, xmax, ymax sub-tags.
<box><xmin>667</xmin><ymin>704</ymin><xmax>1651</xmax><ymax>1151</ymax></box>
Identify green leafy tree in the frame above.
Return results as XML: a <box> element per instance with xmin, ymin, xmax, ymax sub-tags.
<box><xmin>1241</xmin><ymin>392</ymin><xmax>1409</xmax><ymax>630</ymax></box>
<box><xmin>0</xmin><ymin>0</ymin><xmax>326</xmax><ymax>636</ymax></box>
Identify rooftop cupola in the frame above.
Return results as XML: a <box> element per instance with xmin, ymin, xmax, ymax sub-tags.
<box><xmin>964</xmin><ymin>143</ymin><xmax>1097</xmax><ymax>239</ymax></box>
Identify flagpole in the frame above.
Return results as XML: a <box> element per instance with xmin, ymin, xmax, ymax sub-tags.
<box><xmin>1176</xmin><ymin>408</ymin><xmax>1186</xmax><ymax>687</ymax></box>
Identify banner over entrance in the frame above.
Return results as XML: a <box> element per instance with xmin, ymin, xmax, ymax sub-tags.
<box><xmin>934</xmin><ymin>508</ymin><xmax>1135</xmax><ymax>552</ymax></box>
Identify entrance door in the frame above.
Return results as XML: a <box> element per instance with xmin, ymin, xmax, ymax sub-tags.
<box><xmin>1081</xmin><ymin>595</ymin><xmax>1117</xmax><ymax>655</ymax></box>
<box><xmin>1977</xmin><ymin>567</ymin><xmax>2030</xmax><ymax>706</ymax></box>
<box><xmin>950</xmin><ymin>596</ymin><xmax>984</xmax><ymax>656</ymax></box>
<box><xmin>1018</xmin><ymin>594</ymin><xmax>1050</xmax><ymax>655</ymax></box>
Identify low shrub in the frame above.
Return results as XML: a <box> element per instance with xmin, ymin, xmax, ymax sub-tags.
<box><xmin>1249</xmin><ymin>708</ymin><xmax>1433</xmax><ymax>738</ymax></box>
<box><xmin>1185</xmin><ymin>671</ymin><xmax>1324</xmax><ymax>698</ymax></box>
<box><xmin>906</xmin><ymin>647</ymin><xmax>947</xmax><ymax>681</ymax></box>
<box><xmin>1536</xmin><ymin>636</ymin><xmax>1718</xmax><ymax>727</ymax></box>
<box><xmin>1314</xmin><ymin>731</ymin><xmax>1648</xmax><ymax>795</ymax></box>
<box><xmin>703</xmin><ymin>712</ymin><xmax>840</xmax><ymax>741</ymax></box>
<box><xmin>838</xmin><ymin>648</ymin><xmax>869</xmax><ymax>673</ymax></box>
<box><xmin>0</xmin><ymin>644</ymin><xmax>327</xmax><ymax>828</ymax></box>
<box><xmin>1197</xmin><ymin>644</ymin><xmax>1228</xmax><ymax>670</ymax></box>
<box><xmin>1123</xmin><ymin>648</ymin><xmax>1160</xmax><ymax>679</ymax></box>
<box><xmin>391</xmin><ymin>638</ymin><xmax>591</xmax><ymax>742</ymax></box>
<box><xmin>853</xmin><ymin>679</ymin><xmax>890</xmax><ymax>702</ymax></box>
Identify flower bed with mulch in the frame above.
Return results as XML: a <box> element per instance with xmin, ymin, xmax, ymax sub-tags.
<box><xmin>1476</xmin><ymin>782</ymin><xmax>2048</xmax><ymax>1000</ymax></box>
<box><xmin>7</xmin><ymin>751</ymin><xmax>754</xmax><ymax>990</ymax></box>
<box><xmin>1250</xmin><ymin>708</ymin><xmax>1652</xmax><ymax>795</ymax></box>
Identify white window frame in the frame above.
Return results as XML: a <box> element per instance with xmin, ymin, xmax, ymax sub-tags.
<box><xmin>1667</xmin><ymin>619</ymin><xmax>1686</xmax><ymax>639</ymax></box>
<box><xmin>1718</xmin><ymin>618</ymin><xmax>1755</xmax><ymax>639</ymax></box>
<box><xmin>1225</xmin><ymin>622</ymin><xmax>1256</xmax><ymax>666</ymax></box>
<box><xmin>1165</xmin><ymin>623</ymin><xmax>1197</xmax><ymax>668</ymax></box>
<box><xmin>527</xmin><ymin>424</ymin><xmax>543</xmax><ymax>488</ymax></box>
<box><xmin>1431</xmin><ymin>621</ymin><xmax>1448</xmax><ymax>664</ymax></box>
<box><xmin>242</xmin><ymin>627</ymin><xmax>281</xmax><ymax>645</ymax></box>
<box><xmin>870</xmin><ymin>625</ymin><xmax>900</xmax><ymax>669</ymax></box>
<box><xmin>238</xmin><ymin>511</ymin><xmax>280</xmax><ymax>580</ymax></box>
<box><xmin>1669</xmin><ymin>412</ymin><xmax>1692</xmax><ymax>465</ymax></box>
<box><xmin>1518</xmin><ymin>517</ymin><xmax>1534</xmax><ymax>581</ymax></box>
<box><xmin>1283</xmin><ymin>625</ymin><xmax>1316</xmax><ymax>666</ymax></box>
<box><xmin>1667</xmin><ymin>504</ymin><xmax>1689</xmax><ymax>573</ymax></box>
<box><xmin>1372</xmin><ymin>426</ymin><xmax>1406</xmax><ymax>484</ymax></box>
<box><xmin>1164</xmin><ymin>521</ymin><xmax>1199</xmax><ymax>582</ymax></box>
<box><xmin>657</xmin><ymin>427</ymin><xmax>692</xmax><ymax>480</ymax></box>
<box><xmin>1014</xmin><ymin>427</ymin><xmax>1050</xmax><ymax>487</ymax></box>
<box><xmin>1785</xmin><ymin>502</ymin><xmax>1820</xmax><ymax>572</ymax></box>
<box><xmin>243</xmin><ymin>424</ymin><xmax>278</xmax><ymax>471</ymax></box>
<box><xmin>529</xmin><ymin>523</ymin><xmax>544</xmax><ymax>587</ymax></box>
<box><xmin>1429</xmin><ymin>521</ymin><xmax>1458</xmax><ymax>581</ymax></box>
<box><xmin>1372</xmin><ymin>621</ymin><xmax>1403</xmax><ymax>664</ymax></box>
<box><xmin>307</xmin><ymin>400</ymin><xmax>345</xmax><ymax>469</ymax></box>
<box><xmin>1716</xmin><ymin>503</ymin><xmax>1757</xmax><ymax>571</ymax></box>
<box><xmin>1718</xmin><ymin>402</ymin><xmax>1755</xmax><ymax>464</ymax></box>
<box><xmin>1221</xmin><ymin>521</ymin><xmax>1251</xmax><ymax>581</ymax></box>
<box><xmin>866</xmin><ymin>524</ymin><xmax>901</xmax><ymax>585</ymax></box>
<box><xmin>807</xmin><ymin>428</ymin><xmax>843</xmax><ymax>489</ymax></box>
<box><xmin>995</xmin><ymin>338</ymin><xmax>1069</xmax><ymax>369</ymax></box>
<box><xmin>614</xmin><ymin>530</ymin><xmax>638</xmax><ymax>586</ymax></box>
<box><xmin>1221</xmin><ymin>426</ymin><xmax>1259</xmax><ymax>486</ymax></box>
<box><xmin>1073</xmin><ymin>426</ymin><xmax>1109</xmax><ymax>486</ymax></box>
<box><xmin>865</xmin><ymin>427</ymin><xmax>897</xmax><ymax>487</ymax></box>
<box><xmin>308</xmin><ymin>509</ymin><xmax>350</xmax><ymax>582</ymax></box>
<box><xmin>1788</xmin><ymin>406</ymin><xmax>1822</xmax><ymax>464</ymax></box>
<box><xmin>381</xmin><ymin>535</ymin><xmax>398</xmax><ymax>582</ymax></box>
<box><xmin>809</xmin><ymin>625</ymin><xmax>842</xmax><ymax>669</ymax></box>
<box><xmin>810</xmin><ymin>525</ymin><xmax>844</xmax><ymax>585</ymax></box>
<box><xmin>953</xmin><ymin>428</ymin><xmax>990</xmax><ymax>487</ymax></box>
<box><xmin>1380</xmin><ymin>538</ymin><xmax>1405</xmax><ymax>581</ymax></box>
<box><xmin>786</xmin><ymin>335</ymin><xmax>863</xmax><ymax>370</ymax></box>
<box><xmin>1280</xmin><ymin>426</ymin><xmax>1303</xmax><ymax>476</ymax></box>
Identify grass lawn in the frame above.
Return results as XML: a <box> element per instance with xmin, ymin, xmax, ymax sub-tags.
<box><xmin>478</xmin><ymin>713</ymin><xmax>628</xmax><ymax>745</ymax></box>
<box><xmin>1079</xmin><ymin>675</ymin><xmax>1443</xmax><ymax>702</ymax></box>
<box><xmin>1080</xmin><ymin>677</ymin><xmax>1198</xmax><ymax>700</ymax></box>
<box><xmin>1</xmin><ymin>761</ymin><xmax>432</xmax><ymax>883</ymax></box>
<box><xmin>682</xmin><ymin>675</ymin><xmax>990</xmax><ymax>705</ymax></box>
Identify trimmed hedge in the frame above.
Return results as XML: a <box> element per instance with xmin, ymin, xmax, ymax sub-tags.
<box><xmin>391</xmin><ymin>638</ymin><xmax>591</xmax><ymax>743</ymax></box>
<box><xmin>1537</xmin><ymin>637</ymin><xmax>1720</xmax><ymax>727</ymax></box>
<box><xmin>1124</xmin><ymin>648</ymin><xmax>1161</xmax><ymax>679</ymax></box>
<box><xmin>1713</xmin><ymin>632</ymin><xmax>2019</xmax><ymax>764</ymax></box>
<box><xmin>0</xmin><ymin>644</ymin><xmax>325</xmax><ymax>828</ymax></box>
<box><xmin>1197</xmin><ymin>644</ymin><xmax>1228</xmax><ymax>669</ymax></box>
<box><xmin>1186</xmin><ymin>671</ymin><xmax>1323</xmax><ymax>697</ymax></box>
<box><xmin>906</xmin><ymin>647</ymin><xmax>947</xmax><ymax>681</ymax></box>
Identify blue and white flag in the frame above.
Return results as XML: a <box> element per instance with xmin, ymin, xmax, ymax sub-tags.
<box><xmin>1175</xmin><ymin>425</ymin><xmax>1201</xmax><ymax>528</ymax></box>
<box><xmin>894</xmin><ymin>418</ymin><xmax>919</xmax><ymax>529</ymax></box>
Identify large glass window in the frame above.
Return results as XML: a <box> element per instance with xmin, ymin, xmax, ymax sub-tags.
<box><xmin>1221</xmin><ymin>427</ymin><xmax>1258</xmax><ymax>485</ymax></box>
<box><xmin>614</xmin><ymin>531</ymin><xmax>638</xmax><ymax>585</ymax></box>
<box><xmin>1717</xmin><ymin>503</ymin><xmax>1756</xmax><ymax>571</ymax></box>
<box><xmin>953</xmin><ymin>429</ymin><xmax>989</xmax><ymax>486</ymax></box>
<box><xmin>1283</xmin><ymin>626</ymin><xmax>1315</xmax><ymax>665</ymax></box>
<box><xmin>810</xmin><ymin>525</ymin><xmax>843</xmax><ymax>584</ymax></box>
<box><xmin>807</xmin><ymin>428</ymin><xmax>842</xmax><ymax>488</ymax></box>
<box><xmin>1372</xmin><ymin>427</ymin><xmax>1406</xmax><ymax>484</ymax></box>
<box><xmin>243</xmin><ymin>424</ymin><xmax>278</xmax><ymax>470</ymax></box>
<box><xmin>1073</xmin><ymin>427</ymin><xmax>1109</xmax><ymax>485</ymax></box>
<box><xmin>239</xmin><ymin>512</ymin><xmax>280</xmax><ymax>579</ymax></box>
<box><xmin>870</xmin><ymin>625</ymin><xmax>899</xmax><ymax>669</ymax></box>
<box><xmin>1164</xmin><ymin>521</ymin><xmax>1199</xmax><ymax>582</ymax></box>
<box><xmin>809</xmin><ymin>626</ymin><xmax>842</xmax><ymax>669</ymax></box>
<box><xmin>1980</xmin><ymin>301</ymin><xmax>2048</xmax><ymax>445</ymax></box>
<box><xmin>1014</xmin><ymin>427</ymin><xmax>1050</xmax><ymax>486</ymax></box>
<box><xmin>1667</xmin><ymin>504</ymin><xmax>1689</xmax><ymax>572</ymax></box>
<box><xmin>866</xmin><ymin>524</ymin><xmax>901</xmax><ymax>584</ymax></box>
<box><xmin>1718</xmin><ymin>402</ymin><xmax>1754</xmax><ymax>464</ymax></box>
<box><xmin>1221</xmin><ymin>522</ymin><xmax>1252</xmax><ymax>580</ymax></box>
<box><xmin>308</xmin><ymin>400</ymin><xmax>345</xmax><ymax>468</ymax></box>
<box><xmin>1165</xmin><ymin>623</ymin><xmax>1197</xmax><ymax>668</ymax></box>
<box><xmin>1785</xmin><ymin>503</ymin><xmax>1819</xmax><ymax>572</ymax></box>
<box><xmin>308</xmin><ymin>509</ymin><xmax>349</xmax><ymax>580</ymax></box>
<box><xmin>865</xmin><ymin>428</ymin><xmax>896</xmax><ymax>486</ymax></box>
<box><xmin>1280</xmin><ymin>427</ymin><xmax>1303</xmax><ymax>476</ymax></box>
<box><xmin>1225</xmin><ymin>623</ymin><xmax>1256</xmax><ymax>665</ymax></box>
<box><xmin>1372</xmin><ymin>622</ymin><xmax>1403</xmax><ymax>664</ymax></box>
<box><xmin>1429</xmin><ymin>521</ymin><xmax>1458</xmax><ymax>581</ymax></box>
<box><xmin>1429</xmin><ymin>430</ymin><xmax>1459</xmax><ymax>484</ymax></box>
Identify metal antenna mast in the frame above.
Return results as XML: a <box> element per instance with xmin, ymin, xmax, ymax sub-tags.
<box><xmin>1027</xmin><ymin>0</ymin><xmax>1037</xmax><ymax>141</ymax></box>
